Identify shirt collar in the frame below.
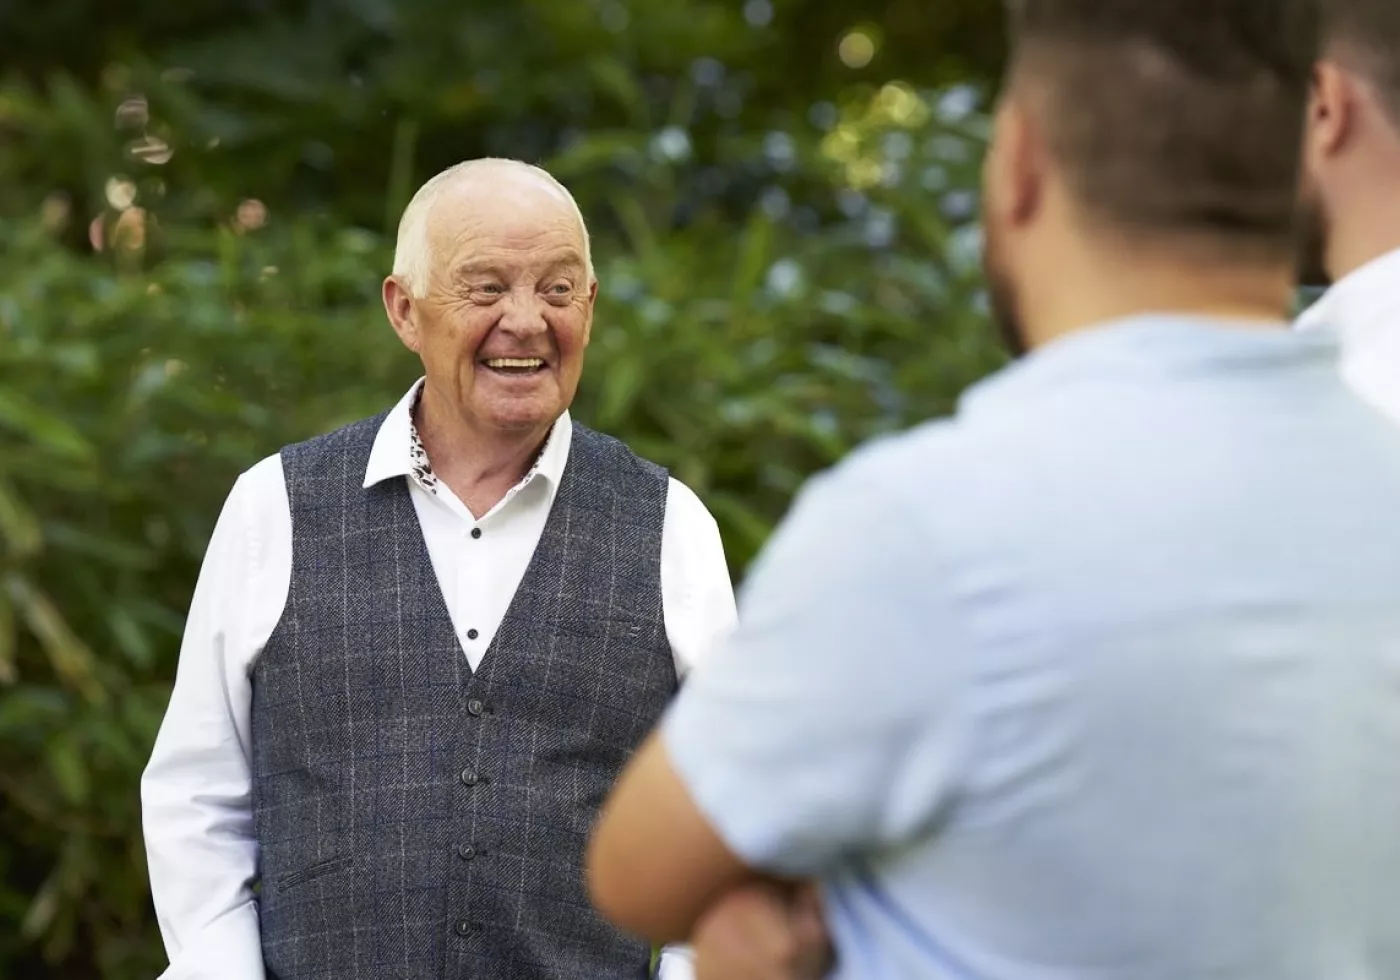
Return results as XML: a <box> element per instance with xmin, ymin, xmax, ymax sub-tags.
<box><xmin>959</xmin><ymin>313</ymin><xmax>1339</xmax><ymax>421</ymax></box>
<box><xmin>1295</xmin><ymin>245</ymin><xmax>1400</xmax><ymax>343</ymax></box>
<box><xmin>362</xmin><ymin>378</ymin><xmax>573</xmax><ymax>493</ymax></box>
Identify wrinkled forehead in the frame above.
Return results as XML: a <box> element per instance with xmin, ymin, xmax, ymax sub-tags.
<box><xmin>429</xmin><ymin>172</ymin><xmax>588</xmax><ymax>275</ymax></box>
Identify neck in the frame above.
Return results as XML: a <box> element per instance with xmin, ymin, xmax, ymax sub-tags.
<box><xmin>415</xmin><ymin>385</ymin><xmax>554</xmax><ymax>517</ymax></box>
<box><xmin>1023</xmin><ymin>236</ymin><xmax>1295</xmax><ymax>349</ymax></box>
<box><xmin>1328</xmin><ymin>188</ymin><xmax>1400</xmax><ymax>282</ymax></box>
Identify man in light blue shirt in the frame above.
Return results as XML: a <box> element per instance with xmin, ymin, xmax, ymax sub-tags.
<box><xmin>587</xmin><ymin>1</ymin><xmax>1400</xmax><ymax>978</ymax></box>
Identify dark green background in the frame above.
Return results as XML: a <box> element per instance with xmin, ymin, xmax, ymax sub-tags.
<box><xmin>0</xmin><ymin>2</ymin><xmax>1006</xmax><ymax>975</ymax></box>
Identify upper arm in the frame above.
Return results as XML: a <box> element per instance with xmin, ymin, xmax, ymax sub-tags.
<box><xmin>144</xmin><ymin>454</ymin><xmax>285</xmax><ymax>777</ymax></box>
<box><xmin>141</xmin><ymin>456</ymin><xmax>291</xmax><ymax>954</ymax></box>
<box><xmin>661</xmin><ymin>477</ymin><xmax>738</xmax><ymax>677</ymax></box>
<box><xmin>144</xmin><ymin>469</ymin><xmax>257</xmax><ymax>779</ymax></box>
<box><xmin>660</xmin><ymin>445</ymin><xmax>971</xmax><ymax>876</ymax></box>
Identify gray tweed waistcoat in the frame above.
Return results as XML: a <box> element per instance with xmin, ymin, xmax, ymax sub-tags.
<box><xmin>250</xmin><ymin>413</ymin><xmax>676</xmax><ymax>980</ymax></box>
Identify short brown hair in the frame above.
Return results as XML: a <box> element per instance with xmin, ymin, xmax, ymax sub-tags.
<box><xmin>1006</xmin><ymin>0</ymin><xmax>1319</xmax><ymax>257</ymax></box>
<box><xmin>1320</xmin><ymin>0</ymin><xmax>1400</xmax><ymax>122</ymax></box>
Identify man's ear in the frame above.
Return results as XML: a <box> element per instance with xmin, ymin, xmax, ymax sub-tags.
<box><xmin>383</xmin><ymin>276</ymin><xmax>420</xmax><ymax>353</ymax></box>
<box><xmin>984</xmin><ymin>95</ymin><xmax>1046</xmax><ymax>231</ymax></box>
<box><xmin>582</xmin><ymin>278</ymin><xmax>599</xmax><ymax>347</ymax></box>
<box><xmin>1308</xmin><ymin>60</ymin><xmax>1358</xmax><ymax>162</ymax></box>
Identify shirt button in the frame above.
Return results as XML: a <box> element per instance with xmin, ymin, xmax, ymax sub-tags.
<box><xmin>467</xmin><ymin>699</ymin><xmax>484</xmax><ymax>717</ymax></box>
<box><xmin>456</xmin><ymin>843</ymin><xmax>476</xmax><ymax>860</ymax></box>
<box><xmin>455</xmin><ymin>918</ymin><xmax>472</xmax><ymax>936</ymax></box>
<box><xmin>470</xmin><ymin>528</ymin><xmax>482</xmax><ymax>539</ymax></box>
<box><xmin>467</xmin><ymin>628</ymin><xmax>479</xmax><ymax>641</ymax></box>
<box><xmin>460</xmin><ymin>769</ymin><xmax>479</xmax><ymax>786</ymax></box>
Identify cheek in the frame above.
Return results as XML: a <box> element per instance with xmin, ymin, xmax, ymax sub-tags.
<box><xmin>549</xmin><ymin>308</ymin><xmax>592</xmax><ymax>355</ymax></box>
<box><xmin>427</xmin><ymin>307</ymin><xmax>492</xmax><ymax>355</ymax></box>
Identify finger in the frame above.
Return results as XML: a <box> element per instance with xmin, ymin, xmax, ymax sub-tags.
<box><xmin>693</xmin><ymin>886</ymin><xmax>788</xmax><ymax>980</ymax></box>
<box><xmin>787</xmin><ymin>885</ymin><xmax>835</xmax><ymax>977</ymax></box>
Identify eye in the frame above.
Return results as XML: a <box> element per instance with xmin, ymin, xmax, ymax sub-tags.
<box><xmin>548</xmin><ymin>282</ymin><xmax>572</xmax><ymax>295</ymax></box>
<box><xmin>469</xmin><ymin>283</ymin><xmax>505</xmax><ymax>301</ymax></box>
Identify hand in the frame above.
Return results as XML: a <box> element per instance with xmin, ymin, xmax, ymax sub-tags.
<box><xmin>692</xmin><ymin>880</ymin><xmax>834</xmax><ymax>980</ymax></box>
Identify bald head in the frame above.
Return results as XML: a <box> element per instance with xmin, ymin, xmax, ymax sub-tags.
<box><xmin>392</xmin><ymin>158</ymin><xmax>593</xmax><ymax>298</ymax></box>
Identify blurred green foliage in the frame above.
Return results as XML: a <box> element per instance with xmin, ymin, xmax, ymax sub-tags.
<box><xmin>0</xmin><ymin>1</ymin><xmax>1003</xmax><ymax>976</ymax></box>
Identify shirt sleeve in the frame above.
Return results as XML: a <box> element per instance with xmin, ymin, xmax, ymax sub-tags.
<box><xmin>140</xmin><ymin>470</ymin><xmax>268</xmax><ymax>980</ymax></box>
<box><xmin>660</xmin><ymin>443</ymin><xmax>970</xmax><ymax>876</ymax></box>
<box><xmin>661</xmin><ymin>476</ymin><xmax>738</xmax><ymax>679</ymax></box>
<box><xmin>656</xmin><ymin>477</ymin><xmax>738</xmax><ymax>971</ymax></box>
<box><xmin>656</xmin><ymin>944</ymin><xmax>695</xmax><ymax>980</ymax></box>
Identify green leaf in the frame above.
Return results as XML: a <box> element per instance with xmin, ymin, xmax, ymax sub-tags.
<box><xmin>42</xmin><ymin>522</ymin><xmax>153</xmax><ymax>570</ymax></box>
<box><xmin>46</xmin><ymin>737</ymin><xmax>89</xmax><ymax>805</ymax></box>
<box><xmin>730</xmin><ymin>212</ymin><xmax>774</xmax><ymax>306</ymax></box>
<box><xmin>0</xmin><ymin>391</ymin><xmax>93</xmax><ymax>461</ymax></box>
<box><xmin>21</xmin><ymin>867</ymin><xmax>62</xmax><ymax>941</ymax></box>
<box><xmin>0</xmin><ymin>479</ymin><xmax>42</xmax><ymax>558</ymax></box>
<box><xmin>595</xmin><ymin>355</ymin><xmax>644</xmax><ymax>429</ymax></box>
<box><xmin>3</xmin><ymin>574</ymin><xmax>105</xmax><ymax>705</ymax></box>
<box><xmin>0</xmin><ymin>686</ymin><xmax>66</xmax><ymax>737</ymax></box>
<box><xmin>108</xmin><ymin>607</ymin><xmax>156</xmax><ymax>670</ymax></box>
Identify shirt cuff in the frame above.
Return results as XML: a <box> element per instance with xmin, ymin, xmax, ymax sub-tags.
<box><xmin>155</xmin><ymin>899</ymin><xmax>266</xmax><ymax>980</ymax></box>
<box><xmin>657</xmin><ymin>943</ymin><xmax>695</xmax><ymax>980</ymax></box>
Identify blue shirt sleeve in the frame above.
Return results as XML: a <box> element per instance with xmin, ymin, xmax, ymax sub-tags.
<box><xmin>660</xmin><ymin>439</ymin><xmax>970</xmax><ymax>877</ymax></box>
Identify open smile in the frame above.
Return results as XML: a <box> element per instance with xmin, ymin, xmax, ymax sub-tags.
<box><xmin>480</xmin><ymin>357</ymin><xmax>548</xmax><ymax>376</ymax></box>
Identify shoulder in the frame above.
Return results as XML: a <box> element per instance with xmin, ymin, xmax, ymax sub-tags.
<box><xmin>277</xmin><ymin>412</ymin><xmax>390</xmax><ymax>478</ymax></box>
<box><xmin>569</xmin><ymin>421</ymin><xmax>669</xmax><ymax>485</ymax></box>
<box><xmin>236</xmin><ymin>450</ymin><xmax>288</xmax><ymax>501</ymax></box>
<box><xmin>206</xmin><ymin>451</ymin><xmax>292</xmax><ymax>576</ymax></box>
<box><xmin>663</xmin><ymin>476</ymin><xmax>717</xmax><ymax>529</ymax></box>
<box><xmin>742</xmin><ymin>421</ymin><xmax>966</xmax><ymax>581</ymax></box>
<box><xmin>280</xmin><ymin>412</ymin><xmax>389</xmax><ymax>458</ymax></box>
<box><xmin>800</xmin><ymin>417</ymin><xmax>975</xmax><ymax>522</ymax></box>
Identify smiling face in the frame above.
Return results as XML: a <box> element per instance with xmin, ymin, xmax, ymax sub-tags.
<box><xmin>383</xmin><ymin>163</ymin><xmax>597</xmax><ymax>442</ymax></box>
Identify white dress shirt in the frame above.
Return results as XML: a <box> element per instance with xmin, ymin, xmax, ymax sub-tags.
<box><xmin>1296</xmin><ymin>245</ymin><xmax>1400</xmax><ymax>423</ymax></box>
<box><xmin>141</xmin><ymin>381</ymin><xmax>737</xmax><ymax>980</ymax></box>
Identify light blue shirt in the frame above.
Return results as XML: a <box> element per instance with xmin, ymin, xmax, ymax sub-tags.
<box><xmin>663</xmin><ymin>316</ymin><xmax>1400</xmax><ymax>980</ymax></box>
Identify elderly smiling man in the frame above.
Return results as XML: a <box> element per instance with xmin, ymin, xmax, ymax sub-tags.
<box><xmin>140</xmin><ymin>158</ymin><xmax>737</xmax><ymax>980</ymax></box>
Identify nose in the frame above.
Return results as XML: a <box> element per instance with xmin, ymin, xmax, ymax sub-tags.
<box><xmin>494</xmin><ymin>288</ymin><xmax>549</xmax><ymax>339</ymax></box>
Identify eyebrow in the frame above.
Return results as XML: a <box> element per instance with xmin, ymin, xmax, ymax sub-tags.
<box><xmin>451</xmin><ymin>250</ymin><xmax>585</xmax><ymax>282</ymax></box>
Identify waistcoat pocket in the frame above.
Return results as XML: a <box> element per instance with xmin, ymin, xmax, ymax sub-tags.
<box><xmin>276</xmin><ymin>854</ymin><xmax>352</xmax><ymax>892</ymax></box>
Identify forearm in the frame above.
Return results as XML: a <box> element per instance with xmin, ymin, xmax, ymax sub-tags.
<box><xmin>142</xmin><ymin>722</ymin><xmax>264</xmax><ymax>974</ymax></box>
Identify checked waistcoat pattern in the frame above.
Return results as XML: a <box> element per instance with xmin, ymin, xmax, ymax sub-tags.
<box><xmin>250</xmin><ymin>413</ymin><xmax>675</xmax><ymax>980</ymax></box>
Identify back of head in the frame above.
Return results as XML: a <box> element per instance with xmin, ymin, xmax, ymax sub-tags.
<box><xmin>1321</xmin><ymin>0</ymin><xmax>1400</xmax><ymax>123</ymax></box>
<box><xmin>1006</xmin><ymin>0</ymin><xmax>1319</xmax><ymax>260</ymax></box>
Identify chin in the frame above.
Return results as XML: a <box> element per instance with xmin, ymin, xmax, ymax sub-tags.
<box><xmin>482</xmin><ymin>401</ymin><xmax>564</xmax><ymax>433</ymax></box>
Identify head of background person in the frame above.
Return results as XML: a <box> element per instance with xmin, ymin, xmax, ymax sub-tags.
<box><xmin>980</xmin><ymin>0</ymin><xmax>1320</xmax><ymax>356</ymax></box>
<box><xmin>382</xmin><ymin>158</ymin><xmax>597</xmax><ymax>450</ymax></box>
<box><xmin>1297</xmin><ymin>0</ymin><xmax>1400</xmax><ymax>286</ymax></box>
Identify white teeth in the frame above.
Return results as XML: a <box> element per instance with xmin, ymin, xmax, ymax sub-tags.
<box><xmin>484</xmin><ymin>358</ymin><xmax>544</xmax><ymax>369</ymax></box>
